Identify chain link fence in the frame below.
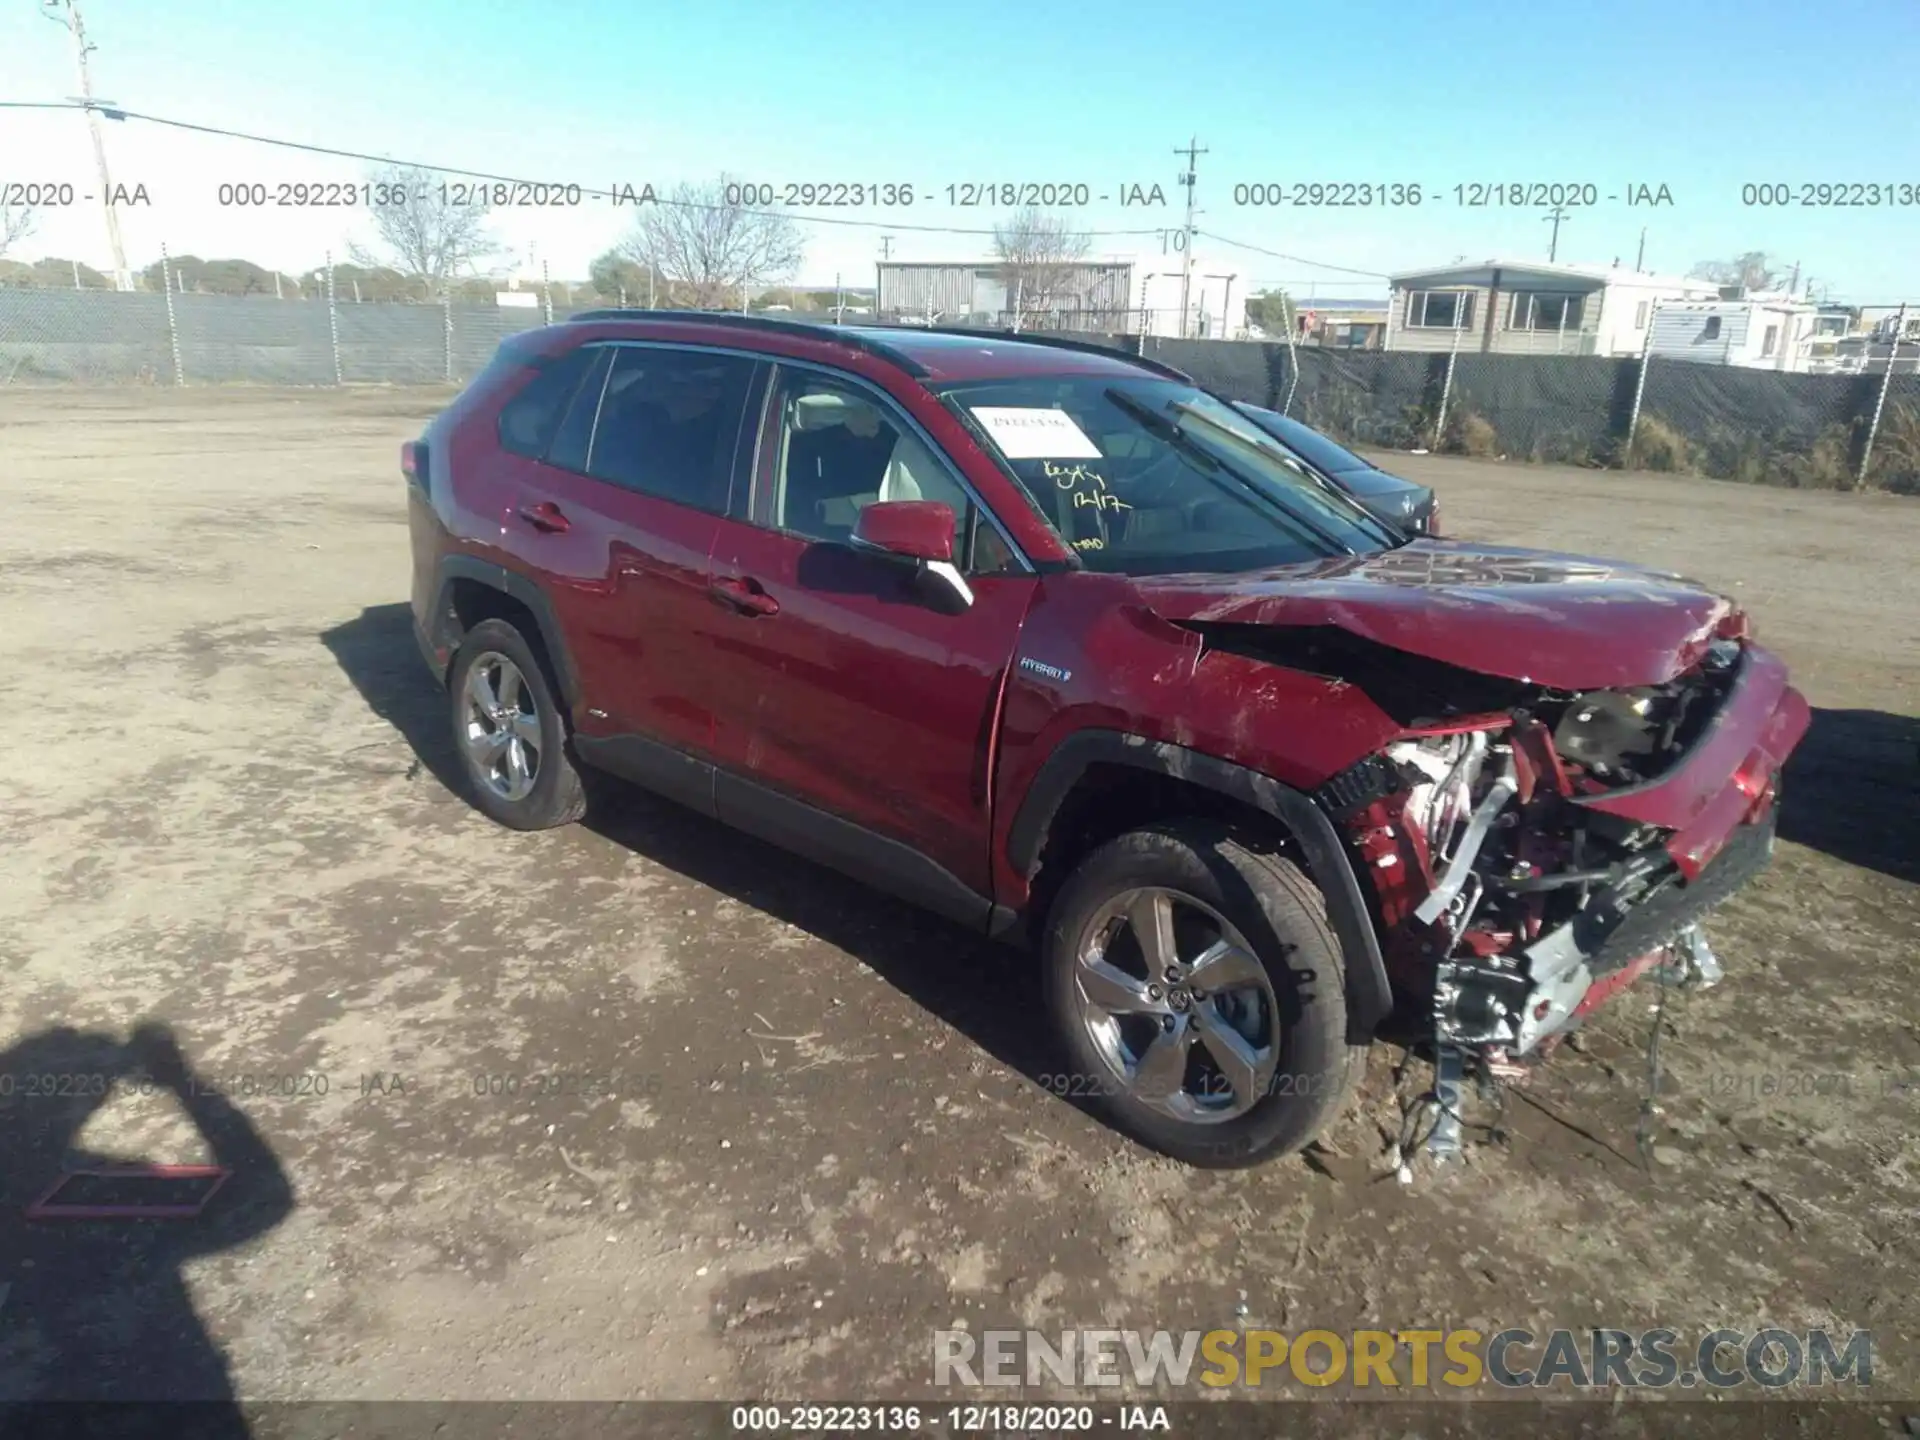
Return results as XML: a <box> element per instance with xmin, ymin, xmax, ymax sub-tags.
<box><xmin>0</xmin><ymin>284</ymin><xmax>580</xmax><ymax>387</ymax></box>
<box><xmin>4</xmin><ymin>281</ymin><xmax>1916</xmax><ymax>494</ymax></box>
<box><xmin>1112</xmin><ymin>330</ymin><xmax>1920</xmax><ymax>494</ymax></box>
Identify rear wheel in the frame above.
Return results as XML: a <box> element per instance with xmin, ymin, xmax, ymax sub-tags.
<box><xmin>1042</xmin><ymin>821</ymin><xmax>1361</xmax><ymax>1167</ymax></box>
<box><xmin>447</xmin><ymin>618</ymin><xmax>586</xmax><ymax>831</ymax></box>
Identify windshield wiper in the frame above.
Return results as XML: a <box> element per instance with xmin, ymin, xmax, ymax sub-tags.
<box><xmin>1166</xmin><ymin>401</ymin><xmax>1411</xmax><ymax>549</ymax></box>
<box><xmin>1104</xmin><ymin>388</ymin><xmax>1357</xmax><ymax>555</ymax></box>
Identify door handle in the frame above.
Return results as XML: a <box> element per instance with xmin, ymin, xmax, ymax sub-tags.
<box><xmin>709</xmin><ymin>576</ymin><xmax>780</xmax><ymax>617</ymax></box>
<box><xmin>516</xmin><ymin>501</ymin><xmax>571</xmax><ymax>534</ymax></box>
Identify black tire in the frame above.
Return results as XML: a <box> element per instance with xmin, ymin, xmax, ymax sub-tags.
<box><xmin>446</xmin><ymin>618</ymin><xmax>587</xmax><ymax>831</ymax></box>
<box><xmin>1042</xmin><ymin>821</ymin><xmax>1363</xmax><ymax>1168</ymax></box>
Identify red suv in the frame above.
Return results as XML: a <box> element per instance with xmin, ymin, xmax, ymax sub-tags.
<box><xmin>407</xmin><ymin>313</ymin><xmax>1809</xmax><ymax>1167</ymax></box>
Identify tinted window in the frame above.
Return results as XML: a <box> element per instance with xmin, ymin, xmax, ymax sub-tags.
<box><xmin>497</xmin><ymin>345</ymin><xmax>601</xmax><ymax>459</ymax></box>
<box><xmin>940</xmin><ymin>377</ymin><xmax>1398</xmax><ymax>576</ymax></box>
<box><xmin>585</xmin><ymin>347</ymin><xmax>755</xmax><ymax>510</ymax></box>
<box><xmin>546</xmin><ymin>346</ymin><xmax>613</xmax><ymax>472</ymax></box>
<box><xmin>1241</xmin><ymin>407</ymin><xmax>1370</xmax><ymax>475</ymax></box>
<box><xmin>769</xmin><ymin>376</ymin><xmax>984</xmax><ymax>562</ymax></box>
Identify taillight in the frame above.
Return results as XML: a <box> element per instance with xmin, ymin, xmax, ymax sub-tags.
<box><xmin>401</xmin><ymin>440</ymin><xmax>428</xmax><ymax>488</ymax></box>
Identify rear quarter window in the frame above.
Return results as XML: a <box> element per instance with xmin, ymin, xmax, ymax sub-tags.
<box><xmin>497</xmin><ymin>345</ymin><xmax>602</xmax><ymax>459</ymax></box>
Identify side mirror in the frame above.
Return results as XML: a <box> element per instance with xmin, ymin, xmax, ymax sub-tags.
<box><xmin>849</xmin><ymin>500</ymin><xmax>973</xmax><ymax>611</ymax></box>
<box><xmin>850</xmin><ymin>500</ymin><xmax>955</xmax><ymax>563</ymax></box>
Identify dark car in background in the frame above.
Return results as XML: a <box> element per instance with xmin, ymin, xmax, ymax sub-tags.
<box><xmin>1233</xmin><ymin>402</ymin><xmax>1439</xmax><ymax>535</ymax></box>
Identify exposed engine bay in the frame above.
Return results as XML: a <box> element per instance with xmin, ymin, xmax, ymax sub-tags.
<box><xmin>1310</xmin><ymin>636</ymin><xmax>1772</xmax><ymax>1138</ymax></box>
<box><xmin>1168</xmin><ymin>596</ymin><xmax>1804</xmax><ymax>1165</ymax></box>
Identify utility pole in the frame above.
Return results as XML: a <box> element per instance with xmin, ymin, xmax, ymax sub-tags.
<box><xmin>1174</xmin><ymin>136</ymin><xmax>1207</xmax><ymax>340</ymax></box>
<box><xmin>1788</xmin><ymin>260</ymin><xmax>1801</xmax><ymax>296</ymax></box>
<box><xmin>879</xmin><ymin>234</ymin><xmax>893</xmax><ymax>262</ymax></box>
<box><xmin>1635</xmin><ymin>226</ymin><xmax>1647</xmax><ymax>272</ymax></box>
<box><xmin>1543</xmin><ymin>206</ymin><xmax>1571</xmax><ymax>263</ymax></box>
<box><xmin>42</xmin><ymin>0</ymin><xmax>131</xmax><ymax>291</ymax></box>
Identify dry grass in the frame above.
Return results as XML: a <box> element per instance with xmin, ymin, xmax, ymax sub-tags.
<box><xmin>1864</xmin><ymin>399</ymin><xmax>1920</xmax><ymax>495</ymax></box>
<box><xmin>1437</xmin><ymin>404</ymin><xmax>1500</xmax><ymax>458</ymax></box>
<box><xmin>1628</xmin><ymin>414</ymin><xmax>1692</xmax><ymax>471</ymax></box>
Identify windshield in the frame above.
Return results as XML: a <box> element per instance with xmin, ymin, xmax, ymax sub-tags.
<box><xmin>1239</xmin><ymin>406</ymin><xmax>1374</xmax><ymax>475</ymax></box>
<box><xmin>938</xmin><ymin>377</ymin><xmax>1400</xmax><ymax>575</ymax></box>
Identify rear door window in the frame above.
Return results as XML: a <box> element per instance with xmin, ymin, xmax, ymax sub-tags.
<box><xmin>497</xmin><ymin>344</ymin><xmax>602</xmax><ymax>459</ymax></box>
<box><xmin>545</xmin><ymin>346</ymin><xmax>614</xmax><ymax>472</ymax></box>
<box><xmin>585</xmin><ymin>347</ymin><xmax>757</xmax><ymax>512</ymax></box>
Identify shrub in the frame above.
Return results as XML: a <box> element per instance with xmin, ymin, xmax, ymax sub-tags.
<box><xmin>1438</xmin><ymin>407</ymin><xmax>1498</xmax><ymax>457</ymax></box>
<box><xmin>1863</xmin><ymin>400</ymin><xmax>1920</xmax><ymax>495</ymax></box>
<box><xmin>1629</xmin><ymin>415</ymin><xmax>1691</xmax><ymax>472</ymax></box>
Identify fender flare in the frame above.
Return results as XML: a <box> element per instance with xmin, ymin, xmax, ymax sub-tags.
<box><xmin>1006</xmin><ymin>729</ymin><xmax>1393</xmax><ymax>1041</ymax></box>
<box><xmin>426</xmin><ymin>556</ymin><xmax>581</xmax><ymax>708</ymax></box>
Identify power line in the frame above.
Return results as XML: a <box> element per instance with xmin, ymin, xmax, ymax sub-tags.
<box><xmin>5</xmin><ymin>98</ymin><xmax>1413</xmax><ymax>278</ymax></box>
<box><xmin>1192</xmin><ymin>229</ymin><xmax>1391</xmax><ymax>279</ymax></box>
<box><xmin>0</xmin><ymin>100</ymin><xmax>1171</xmax><ymax>240</ymax></box>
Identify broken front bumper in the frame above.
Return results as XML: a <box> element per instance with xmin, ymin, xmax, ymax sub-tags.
<box><xmin>1437</xmin><ymin>643</ymin><xmax>1807</xmax><ymax>1059</ymax></box>
<box><xmin>1506</xmin><ymin>805</ymin><xmax>1779</xmax><ymax>1053</ymax></box>
<box><xmin>1573</xmin><ymin>642</ymin><xmax>1809</xmax><ymax>880</ymax></box>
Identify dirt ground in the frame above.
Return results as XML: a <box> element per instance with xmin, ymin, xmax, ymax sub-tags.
<box><xmin>1</xmin><ymin>387</ymin><xmax>1916</xmax><ymax>1409</ymax></box>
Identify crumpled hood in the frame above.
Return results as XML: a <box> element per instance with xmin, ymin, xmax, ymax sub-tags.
<box><xmin>1133</xmin><ymin>540</ymin><xmax>1739</xmax><ymax>690</ymax></box>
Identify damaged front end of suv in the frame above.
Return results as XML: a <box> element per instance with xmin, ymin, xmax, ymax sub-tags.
<box><xmin>1149</xmin><ymin>545</ymin><xmax>1812</xmax><ymax>1155</ymax></box>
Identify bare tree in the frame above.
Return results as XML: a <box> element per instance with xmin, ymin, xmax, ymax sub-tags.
<box><xmin>1687</xmin><ymin>251</ymin><xmax>1782</xmax><ymax>295</ymax></box>
<box><xmin>0</xmin><ymin>204</ymin><xmax>34</xmax><ymax>261</ymax></box>
<box><xmin>616</xmin><ymin>176</ymin><xmax>804</xmax><ymax>310</ymax></box>
<box><xmin>992</xmin><ymin>208</ymin><xmax>1092</xmax><ymax>328</ymax></box>
<box><xmin>348</xmin><ymin>165</ymin><xmax>498</xmax><ymax>299</ymax></box>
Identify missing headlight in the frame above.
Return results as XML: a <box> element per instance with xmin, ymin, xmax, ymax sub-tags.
<box><xmin>1553</xmin><ymin>689</ymin><xmax>1665</xmax><ymax>782</ymax></box>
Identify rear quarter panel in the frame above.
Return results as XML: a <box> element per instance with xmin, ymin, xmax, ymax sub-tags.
<box><xmin>408</xmin><ymin>331</ymin><xmax>590</xmax><ymax>675</ymax></box>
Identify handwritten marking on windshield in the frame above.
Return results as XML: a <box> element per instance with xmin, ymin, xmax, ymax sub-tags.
<box><xmin>1043</xmin><ymin>460</ymin><xmax>1107</xmax><ymax>492</ymax></box>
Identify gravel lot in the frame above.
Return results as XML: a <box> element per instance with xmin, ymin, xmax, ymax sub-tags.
<box><xmin>1</xmin><ymin>388</ymin><xmax>1916</xmax><ymax>1412</ymax></box>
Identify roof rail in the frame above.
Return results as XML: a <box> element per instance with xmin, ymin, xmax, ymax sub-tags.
<box><xmin>562</xmin><ymin>308</ymin><xmax>930</xmax><ymax>377</ymax></box>
<box><xmin>869</xmin><ymin>324</ymin><xmax>1193</xmax><ymax>382</ymax></box>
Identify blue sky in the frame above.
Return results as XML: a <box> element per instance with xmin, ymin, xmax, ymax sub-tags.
<box><xmin>3</xmin><ymin>0</ymin><xmax>1917</xmax><ymax>300</ymax></box>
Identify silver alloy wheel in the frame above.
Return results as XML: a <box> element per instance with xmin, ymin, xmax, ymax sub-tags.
<box><xmin>1070</xmin><ymin>886</ymin><xmax>1280</xmax><ymax>1124</ymax></box>
<box><xmin>461</xmin><ymin>652</ymin><xmax>542</xmax><ymax>802</ymax></box>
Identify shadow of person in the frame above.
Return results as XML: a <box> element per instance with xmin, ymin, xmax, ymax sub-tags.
<box><xmin>0</xmin><ymin>1022</ymin><xmax>293</xmax><ymax>1436</ymax></box>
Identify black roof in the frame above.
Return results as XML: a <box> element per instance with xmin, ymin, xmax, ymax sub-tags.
<box><xmin>847</xmin><ymin>325</ymin><xmax>1192</xmax><ymax>382</ymax></box>
<box><xmin>563</xmin><ymin>309</ymin><xmax>932</xmax><ymax>377</ymax></box>
<box><xmin>561</xmin><ymin>310</ymin><xmax>1190</xmax><ymax>384</ymax></box>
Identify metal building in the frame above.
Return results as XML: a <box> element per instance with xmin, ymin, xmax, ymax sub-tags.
<box><xmin>875</xmin><ymin>261</ymin><xmax>1135</xmax><ymax>331</ymax></box>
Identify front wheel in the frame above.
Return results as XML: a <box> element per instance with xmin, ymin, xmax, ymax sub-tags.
<box><xmin>1042</xmin><ymin>821</ymin><xmax>1362</xmax><ymax>1168</ymax></box>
